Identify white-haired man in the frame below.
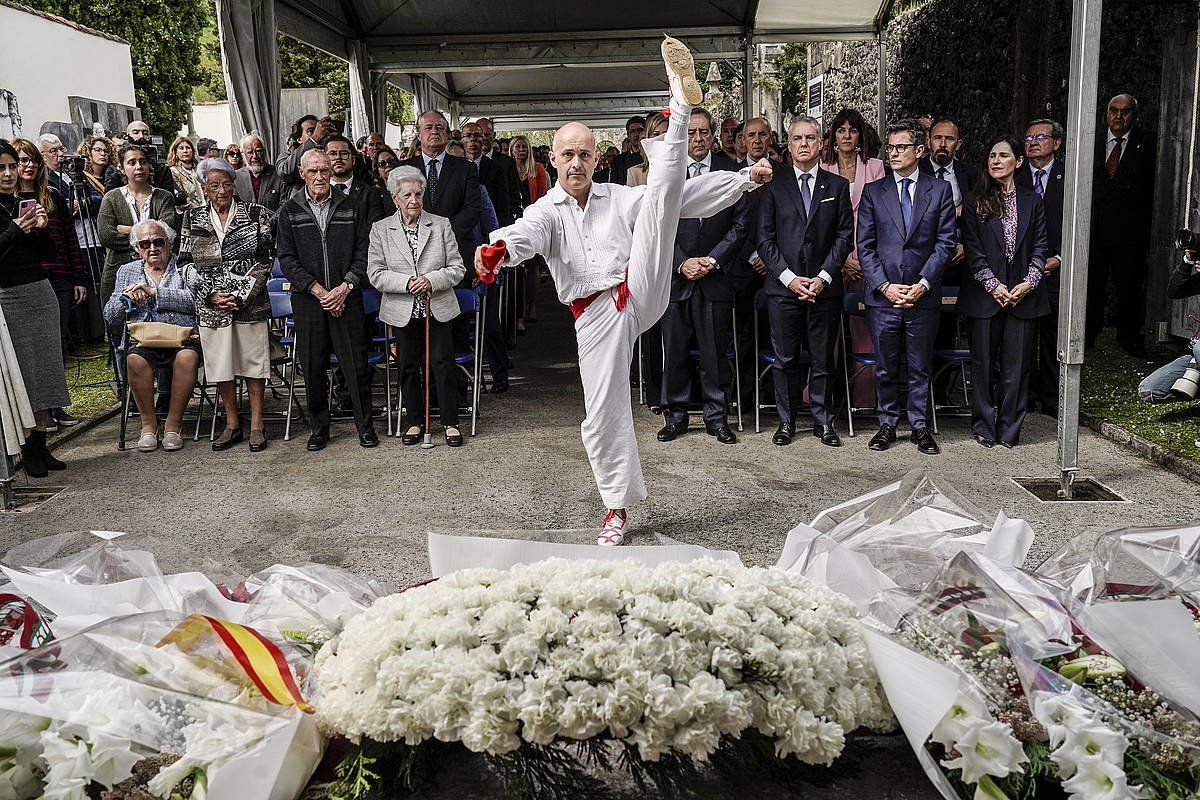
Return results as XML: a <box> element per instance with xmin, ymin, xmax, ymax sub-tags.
<box><xmin>233</xmin><ymin>133</ymin><xmax>282</xmax><ymax>211</ymax></box>
<box><xmin>477</xmin><ymin>37</ymin><xmax>774</xmax><ymax>545</ymax></box>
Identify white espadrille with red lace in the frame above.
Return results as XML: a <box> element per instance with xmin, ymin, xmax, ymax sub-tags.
<box><xmin>596</xmin><ymin>508</ymin><xmax>628</xmax><ymax>546</ymax></box>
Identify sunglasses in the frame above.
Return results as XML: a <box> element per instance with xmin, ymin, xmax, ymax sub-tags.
<box><xmin>136</xmin><ymin>237</ymin><xmax>168</xmax><ymax>249</ymax></box>
<box><xmin>377</xmin><ymin>160</ymin><xmax>398</xmax><ymax>169</ymax></box>
<box><xmin>1024</xmin><ymin>134</ymin><xmax>1055</xmax><ymax>142</ymax></box>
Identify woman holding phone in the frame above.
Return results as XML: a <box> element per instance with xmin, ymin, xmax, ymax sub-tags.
<box><xmin>0</xmin><ymin>139</ymin><xmax>71</xmax><ymax>477</ymax></box>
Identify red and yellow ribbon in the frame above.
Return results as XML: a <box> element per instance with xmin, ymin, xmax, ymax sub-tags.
<box><xmin>157</xmin><ymin>614</ymin><xmax>313</xmax><ymax>713</ymax></box>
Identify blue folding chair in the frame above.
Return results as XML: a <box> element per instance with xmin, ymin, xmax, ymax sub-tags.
<box><xmin>454</xmin><ymin>286</ymin><xmax>485</xmax><ymax>436</ymax></box>
<box><xmin>840</xmin><ymin>291</ymin><xmax>878</xmax><ymax>437</ymax></box>
<box><xmin>930</xmin><ymin>286</ymin><xmax>970</xmax><ymax>435</ymax></box>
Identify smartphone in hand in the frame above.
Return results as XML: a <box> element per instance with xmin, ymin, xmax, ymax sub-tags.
<box><xmin>17</xmin><ymin>199</ymin><xmax>36</xmax><ymax>217</ymax></box>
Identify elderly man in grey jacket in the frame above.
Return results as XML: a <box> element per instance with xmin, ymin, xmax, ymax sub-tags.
<box><xmin>368</xmin><ymin>165</ymin><xmax>467</xmax><ymax>447</ymax></box>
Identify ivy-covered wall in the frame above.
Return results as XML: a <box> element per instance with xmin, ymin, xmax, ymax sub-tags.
<box><xmin>813</xmin><ymin>0</ymin><xmax>1196</xmax><ymax>163</ymax></box>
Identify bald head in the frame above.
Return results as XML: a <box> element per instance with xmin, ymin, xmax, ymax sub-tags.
<box><xmin>551</xmin><ymin>122</ymin><xmax>598</xmax><ymax>200</ymax></box>
<box><xmin>1106</xmin><ymin>93</ymin><xmax>1138</xmax><ymax>137</ymax></box>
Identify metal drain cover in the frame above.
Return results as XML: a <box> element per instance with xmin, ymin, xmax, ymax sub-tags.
<box><xmin>2</xmin><ymin>486</ymin><xmax>67</xmax><ymax>513</ymax></box>
<box><xmin>1011</xmin><ymin>477</ymin><xmax>1126</xmax><ymax>502</ymax></box>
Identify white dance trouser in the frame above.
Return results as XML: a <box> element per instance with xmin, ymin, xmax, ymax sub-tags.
<box><xmin>577</xmin><ymin>98</ymin><xmax>691</xmax><ymax>510</ymax></box>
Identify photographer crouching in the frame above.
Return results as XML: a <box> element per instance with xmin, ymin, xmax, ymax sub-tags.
<box><xmin>1138</xmin><ymin>229</ymin><xmax>1200</xmax><ymax>403</ymax></box>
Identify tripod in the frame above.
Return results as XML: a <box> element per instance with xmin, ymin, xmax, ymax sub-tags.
<box><xmin>61</xmin><ymin>164</ymin><xmax>121</xmax><ymax>398</ymax></box>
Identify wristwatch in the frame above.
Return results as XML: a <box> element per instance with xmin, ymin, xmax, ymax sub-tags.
<box><xmin>706</xmin><ymin>256</ymin><xmax>719</xmax><ymax>270</ymax></box>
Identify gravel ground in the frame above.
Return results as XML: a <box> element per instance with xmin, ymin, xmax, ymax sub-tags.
<box><xmin>2</xmin><ymin>289</ymin><xmax>1193</xmax><ymax>798</ymax></box>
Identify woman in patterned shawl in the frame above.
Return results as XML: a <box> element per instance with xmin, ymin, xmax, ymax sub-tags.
<box><xmin>179</xmin><ymin>157</ymin><xmax>274</xmax><ymax>453</ymax></box>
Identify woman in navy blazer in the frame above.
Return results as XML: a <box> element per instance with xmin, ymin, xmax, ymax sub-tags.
<box><xmin>960</xmin><ymin>135</ymin><xmax>1049</xmax><ymax>448</ymax></box>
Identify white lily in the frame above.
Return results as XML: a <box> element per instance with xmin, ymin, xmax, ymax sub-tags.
<box><xmin>1060</xmin><ymin>755</ymin><xmax>1149</xmax><ymax>800</ymax></box>
<box><xmin>1050</xmin><ymin>725</ymin><xmax>1129</xmax><ymax>779</ymax></box>
<box><xmin>940</xmin><ymin>720</ymin><xmax>1027</xmax><ymax>784</ymax></box>
<box><xmin>931</xmin><ymin>691</ymin><xmax>990</xmax><ymax>748</ymax></box>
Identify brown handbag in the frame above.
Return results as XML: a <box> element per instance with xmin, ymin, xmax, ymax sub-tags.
<box><xmin>126</xmin><ymin>320</ymin><xmax>198</xmax><ymax>349</ymax></box>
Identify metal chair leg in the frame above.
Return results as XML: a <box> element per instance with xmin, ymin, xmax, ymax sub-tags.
<box><xmin>472</xmin><ymin>307</ymin><xmax>482</xmax><ymax>436</ymax></box>
<box><xmin>731</xmin><ymin>306</ymin><xmax>742</xmax><ymax>432</ymax></box>
<box><xmin>117</xmin><ymin>359</ymin><xmax>131</xmax><ymax>451</ymax></box>
<box><xmin>839</xmin><ymin>322</ymin><xmax>855</xmax><ymax>438</ymax></box>
<box><xmin>384</xmin><ymin>325</ymin><xmax>394</xmax><ymax>436</ymax></box>
<box><xmin>753</xmin><ymin>312</ymin><xmax>761</xmax><ymax>434</ymax></box>
<box><xmin>285</xmin><ymin>332</ymin><xmax>298</xmax><ymax>441</ymax></box>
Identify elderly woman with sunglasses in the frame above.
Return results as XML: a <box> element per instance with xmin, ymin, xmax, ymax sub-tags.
<box><xmin>103</xmin><ymin>219</ymin><xmax>200</xmax><ymax>452</ymax></box>
<box><xmin>178</xmin><ymin>157</ymin><xmax>275</xmax><ymax>452</ymax></box>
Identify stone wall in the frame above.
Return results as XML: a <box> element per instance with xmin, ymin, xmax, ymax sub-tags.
<box><xmin>811</xmin><ymin>0</ymin><xmax>1195</xmax><ymax>163</ymax></box>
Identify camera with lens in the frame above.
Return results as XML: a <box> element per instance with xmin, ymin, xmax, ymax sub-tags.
<box><xmin>59</xmin><ymin>154</ymin><xmax>86</xmax><ymax>178</ymax></box>
<box><xmin>1178</xmin><ymin>228</ymin><xmax>1200</xmax><ymax>253</ymax></box>
<box><xmin>1170</xmin><ymin>335</ymin><xmax>1200</xmax><ymax>401</ymax></box>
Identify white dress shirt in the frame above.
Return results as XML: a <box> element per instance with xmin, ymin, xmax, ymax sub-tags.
<box><xmin>422</xmin><ymin>151</ymin><xmax>445</xmax><ymax>175</ymax></box>
<box><xmin>331</xmin><ymin>175</ymin><xmax>354</xmax><ymax>193</ymax></box>
<box><xmin>930</xmin><ymin>160</ymin><xmax>962</xmax><ymax>207</ymax></box>
<box><xmin>887</xmin><ymin>169</ymin><xmax>930</xmax><ymax>291</ymax></box>
<box><xmin>688</xmin><ymin>152</ymin><xmax>712</xmax><ymax>178</ymax></box>
<box><xmin>778</xmin><ymin>162</ymin><xmax>833</xmax><ymax>289</ymax></box>
<box><xmin>491</xmin><ymin>170</ymin><xmax>758</xmax><ymax>304</ymax></box>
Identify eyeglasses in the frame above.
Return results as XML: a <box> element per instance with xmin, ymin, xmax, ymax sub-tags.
<box><xmin>245</xmin><ymin>148</ymin><xmax>266</xmax><ymax>155</ymax></box>
<box><xmin>206</xmin><ymin>182</ymin><xmax>235</xmax><ymax>192</ymax></box>
<box><xmin>91</xmin><ymin>145</ymin><xmax>110</xmax><ymax>153</ymax></box>
<box><xmin>1023</xmin><ymin>134</ymin><xmax>1055</xmax><ymax>142</ymax></box>
<box><xmin>44</xmin><ymin>146</ymin><xmax>64</xmax><ymax>154</ymax></box>
<box><xmin>17</xmin><ymin>157</ymin><xmax>38</xmax><ymax>166</ymax></box>
<box><xmin>883</xmin><ymin>143</ymin><xmax>917</xmax><ymax>153</ymax></box>
<box><xmin>136</xmin><ymin>237</ymin><xmax>168</xmax><ymax>249</ymax></box>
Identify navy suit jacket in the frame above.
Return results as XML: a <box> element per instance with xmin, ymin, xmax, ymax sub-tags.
<box><xmin>670</xmin><ymin>155</ymin><xmax>750</xmax><ymax>303</ymax></box>
<box><xmin>958</xmin><ymin>186</ymin><xmax>1050</xmax><ymax>320</ymax></box>
<box><xmin>757</xmin><ymin>166</ymin><xmax>853</xmax><ymax>299</ymax></box>
<box><xmin>1015</xmin><ymin>158</ymin><xmax>1065</xmax><ymax>300</ymax></box>
<box><xmin>857</xmin><ymin>172</ymin><xmax>958</xmax><ymax>310</ymax></box>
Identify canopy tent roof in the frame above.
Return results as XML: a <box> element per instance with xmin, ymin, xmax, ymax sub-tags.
<box><xmin>270</xmin><ymin>0</ymin><xmax>896</xmax><ymax>127</ymax></box>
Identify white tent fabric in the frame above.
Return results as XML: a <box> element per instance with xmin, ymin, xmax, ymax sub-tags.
<box><xmin>215</xmin><ymin>0</ymin><xmax>281</xmax><ymax>159</ymax></box>
<box><xmin>347</xmin><ymin>39</ymin><xmax>375</xmax><ymax>141</ymax></box>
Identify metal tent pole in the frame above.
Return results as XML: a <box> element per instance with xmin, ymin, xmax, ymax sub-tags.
<box><xmin>743</xmin><ymin>38</ymin><xmax>755</xmax><ymax>123</ymax></box>
<box><xmin>1056</xmin><ymin>0</ymin><xmax>1104</xmax><ymax>499</ymax></box>
<box><xmin>877</xmin><ymin>35</ymin><xmax>887</xmax><ymax>133</ymax></box>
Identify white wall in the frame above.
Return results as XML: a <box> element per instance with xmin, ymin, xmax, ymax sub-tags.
<box><xmin>186</xmin><ymin>102</ymin><xmax>236</xmax><ymax>147</ymax></box>
<box><xmin>0</xmin><ymin>4</ymin><xmax>135</xmax><ymax>138</ymax></box>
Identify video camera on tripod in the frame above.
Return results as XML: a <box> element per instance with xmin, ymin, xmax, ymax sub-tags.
<box><xmin>1168</xmin><ymin>229</ymin><xmax>1200</xmax><ymax>401</ymax></box>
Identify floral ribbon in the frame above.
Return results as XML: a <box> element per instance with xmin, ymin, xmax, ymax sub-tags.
<box><xmin>0</xmin><ymin>592</ymin><xmax>54</xmax><ymax>649</ymax></box>
<box><xmin>157</xmin><ymin>614</ymin><xmax>314</xmax><ymax>713</ymax></box>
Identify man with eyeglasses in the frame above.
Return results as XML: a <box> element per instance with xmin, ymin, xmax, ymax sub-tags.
<box><xmin>233</xmin><ymin>134</ymin><xmax>282</xmax><ymax>211</ymax></box>
<box><xmin>657</xmin><ymin>107</ymin><xmax>753</xmax><ymax>446</ymax></box>
<box><xmin>1016</xmin><ymin>119</ymin><xmax>1066</xmax><ymax>417</ymax></box>
<box><xmin>1088</xmin><ymin>93</ymin><xmax>1156</xmax><ymax>356</ymax></box>
<box><xmin>325</xmin><ymin>134</ymin><xmax>387</xmax><ymax>224</ymax></box>
<box><xmin>276</xmin><ymin>148</ymin><xmax>378</xmax><ymax>450</ymax></box>
<box><xmin>857</xmin><ymin>119</ymin><xmax>957</xmax><ymax>456</ymax></box>
<box><xmin>608</xmin><ymin>116</ymin><xmax>648</xmax><ymax>186</ymax></box>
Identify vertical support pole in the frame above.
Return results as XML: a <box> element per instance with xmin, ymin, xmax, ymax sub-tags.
<box><xmin>1056</xmin><ymin>0</ymin><xmax>1104</xmax><ymax>499</ymax></box>
<box><xmin>743</xmin><ymin>38</ymin><xmax>754</xmax><ymax>123</ymax></box>
<box><xmin>877</xmin><ymin>35</ymin><xmax>888</xmax><ymax>133</ymax></box>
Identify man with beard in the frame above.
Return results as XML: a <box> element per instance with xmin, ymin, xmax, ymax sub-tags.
<box><xmin>233</xmin><ymin>134</ymin><xmax>282</xmax><ymax>211</ymax></box>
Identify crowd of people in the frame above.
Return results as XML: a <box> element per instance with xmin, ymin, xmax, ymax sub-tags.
<box><xmin>0</xmin><ymin>85</ymin><xmax>1160</xmax><ymax>480</ymax></box>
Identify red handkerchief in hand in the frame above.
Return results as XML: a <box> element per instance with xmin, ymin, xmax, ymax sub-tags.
<box><xmin>478</xmin><ymin>240</ymin><xmax>507</xmax><ymax>284</ymax></box>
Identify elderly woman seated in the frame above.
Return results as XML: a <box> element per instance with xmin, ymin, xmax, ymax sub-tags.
<box><xmin>367</xmin><ymin>165</ymin><xmax>466</xmax><ymax>446</ymax></box>
<box><xmin>103</xmin><ymin>219</ymin><xmax>200</xmax><ymax>452</ymax></box>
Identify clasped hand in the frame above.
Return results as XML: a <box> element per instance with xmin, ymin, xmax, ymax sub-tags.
<box><xmin>311</xmin><ymin>281</ymin><xmax>350</xmax><ymax>317</ymax></box>
<box><xmin>407</xmin><ymin>274</ymin><xmax>432</xmax><ymax>297</ymax></box>
<box><xmin>788</xmin><ymin>275</ymin><xmax>825</xmax><ymax>302</ymax></box>
<box><xmin>679</xmin><ymin>257</ymin><xmax>712</xmax><ymax>281</ymax></box>
<box><xmin>884</xmin><ymin>282</ymin><xmax>926</xmax><ymax>308</ymax></box>
<box><xmin>991</xmin><ymin>281</ymin><xmax>1031</xmax><ymax>308</ymax></box>
<box><xmin>207</xmin><ymin>291</ymin><xmax>240</xmax><ymax>312</ymax></box>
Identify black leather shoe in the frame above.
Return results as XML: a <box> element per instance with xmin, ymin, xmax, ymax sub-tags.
<box><xmin>868</xmin><ymin>424</ymin><xmax>896</xmax><ymax>451</ymax></box>
<box><xmin>445</xmin><ymin>427</ymin><xmax>464</xmax><ymax>447</ymax></box>
<box><xmin>813</xmin><ymin>424</ymin><xmax>842</xmax><ymax>447</ymax></box>
<box><xmin>708</xmin><ymin>425</ymin><xmax>737</xmax><ymax>444</ymax></box>
<box><xmin>491</xmin><ymin>377</ymin><xmax>509</xmax><ymax>394</ymax></box>
<box><xmin>974</xmin><ymin>434</ymin><xmax>995</xmax><ymax>448</ymax></box>
<box><xmin>358</xmin><ymin>426</ymin><xmax>379</xmax><ymax>448</ymax></box>
<box><xmin>657</xmin><ymin>422</ymin><xmax>687</xmax><ymax>442</ymax></box>
<box><xmin>999</xmin><ymin>440</ymin><xmax>1016</xmax><ymax>449</ymax></box>
<box><xmin>306</xmin><ymin>428</ymin><xmax>329</xmax><ymax>451</ymax></box>
<box><xmin>910</xmin><ymin>427</ymin><xmax>941</xmax><ymax>455</ymax></box>
<box><xmin>401</xmin><ymin>427</ymin><xmax>423</xmax><ymax>446</ymax></box>
<box><xmin>772</xmin><ymin>421</ymin><xmax>795</xmax><ymax>446</ymax></box>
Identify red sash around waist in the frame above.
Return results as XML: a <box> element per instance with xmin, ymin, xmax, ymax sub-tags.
<box><xmin>569</xmin><ymin>269</ymin><xmax>631</xmax><ymax>320</ymax></box>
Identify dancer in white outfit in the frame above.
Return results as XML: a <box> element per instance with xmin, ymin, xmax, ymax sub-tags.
<box><xmin>477</xmin><ymin>37</ymin><xmax>774</xmax><ymax>545</ymax></box>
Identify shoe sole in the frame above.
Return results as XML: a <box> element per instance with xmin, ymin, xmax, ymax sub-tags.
<box><xmin>662</xmin><ymin>36</ymin><xmax>703</xmax><ymax>106</ymax></box>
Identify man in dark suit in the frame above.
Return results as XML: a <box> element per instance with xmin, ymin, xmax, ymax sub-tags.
<box><xmin>233</xmin><ymin>134</ymin><xmax>283</xmax><ymax>211</ymax></box>
<box><xmin>657</xmin><ymin>108</ymin><xmax>751</xmax><ymax>445</ymax></box>
<box><xmin>476</xmin><ymin>118</ymin><xmax>526</xmax><ymax>351</ymax></box>
<box><xmin>463</xmin><ymin>120</ymin><xmax>515</xmax><ymax>392</ymax></box>
<box><xmin>758</xmin><ymin>116</ymin><xmax>854</xmax><ymax>447</ymax></box>
<box><xmin>857</xmin><ymin>119</ymin><xmax>958</xmax><ymax>455</ymax></box>
<box><xmin>400</xmin><ymin>111</ymin><xmax>481</xmax><ymax>267</ymax></box>
<box><xmin>325</xmin><ymin>135</ymin><xmax>387</xmax><ymax>224</ymax></box>
<box><xmin>608</xmin><ymin>116</ymin><xmax>648</xmax><ymax>186</ymax></box>
<box><xmin>920</xmin><ymin>117</ymin><xmax>977</xmax><ymax>406</ymax></box>
<box><xmin>1088</xmin><ymin>93</ymin><xmax>1157</xmax><ymax>355</ymax></box>
<box><xmin>1017</xmin><ymin>118</ymin><xmax>1066</xmax><ymax>416</ymax></box>
<box><xmin>473</xmin><ymin>118</ymin><xmax>523</xmax><ymax>226</ymax></box>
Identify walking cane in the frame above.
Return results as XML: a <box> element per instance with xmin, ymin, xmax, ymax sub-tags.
<box><xmin>421</xmin><ymin>299</ymin><xmax>435</xmax><ymax>449</ymax></box>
